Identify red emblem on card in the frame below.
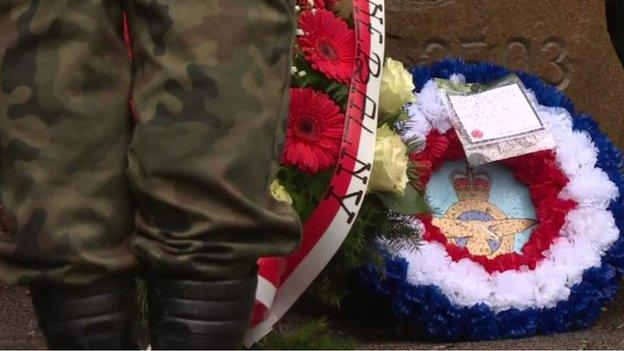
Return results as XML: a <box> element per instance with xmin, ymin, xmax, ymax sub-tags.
<box><xmin>471</xmin><ymin>129</ymin><xmax>484</xmax><ymax>139</ymax></box>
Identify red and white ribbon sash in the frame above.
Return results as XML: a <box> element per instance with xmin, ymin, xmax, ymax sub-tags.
<box><xmin>244</xmin><ymin>0</ymin><xmax>385</xmax><ymax>346</ymax></box>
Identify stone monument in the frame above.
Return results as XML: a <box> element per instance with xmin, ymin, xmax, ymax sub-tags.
<box><xmin>386</xmin><ymin>0</ymin><xmax>624</xmax><ymax>147</ymax></box>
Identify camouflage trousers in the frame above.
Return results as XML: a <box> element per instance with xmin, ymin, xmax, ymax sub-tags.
<box><xmin>0</xmin><ymin>0</ymin><xmax>301</xmax><ymax>287</ymax></box>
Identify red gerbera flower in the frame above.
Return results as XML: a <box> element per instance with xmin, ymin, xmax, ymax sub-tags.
<box><xmin>298</xmin><ymin>9</ymin><xmax>355</xmax><ymax>84</ymax></box>
<box><xmin>282</xmin><ymin>88</ymin><xmax>345</xmax><ymax>174</ymax></box>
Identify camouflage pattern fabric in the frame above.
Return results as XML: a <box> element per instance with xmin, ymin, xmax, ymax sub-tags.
<box><xmin>0</xmin><ymin>0</ymin><xmax>301</xmax><ymax>287</ymax></box>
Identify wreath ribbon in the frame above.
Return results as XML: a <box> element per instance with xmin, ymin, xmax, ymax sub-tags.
<box><xmin>243</xmin><ymin>0</ymin><xmax>386</xmax><ymax>346</ymax></box>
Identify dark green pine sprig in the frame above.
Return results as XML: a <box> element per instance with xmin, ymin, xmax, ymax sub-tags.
<box><xmin>302</xmin><ymin>194</ymin><xmax>423</xmax><ymax>309</ymax></box>
<box><xmin>254</xmin><ymin>318</ymin><xmax>357</xmax><ymax>350</ymax></box>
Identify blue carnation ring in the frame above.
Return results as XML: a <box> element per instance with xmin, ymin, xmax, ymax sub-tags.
<box><xmin>359</xmin><ymin>59</ymin><xmax>624</xmax><ymax>341</ymax></box>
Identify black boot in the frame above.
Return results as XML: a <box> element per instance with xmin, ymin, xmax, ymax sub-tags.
<box><xmin>148</xmin><ymin>275</ymin><xmax>257</xmax><ymax>350</ymax></box>
<box><xmin>30</xmin><ymin>278</ymin><xmax>140</xmax><ymax>350</ymax></box>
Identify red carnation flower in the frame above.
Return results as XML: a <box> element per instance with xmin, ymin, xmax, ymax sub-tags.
<box><xmin>445</xmin><ymin>130</ymin><xmax>465</xmax><ymax>160</ymax></box>
<box><xmin>298</xmin><ymin>9</ymin><xmax>355</xmax><ymax>84</ymax></box>
<box><xmin>282</xmin><ymin>88</ymin><xmax>345</xmax><ymax>174</ymax></box>
<box><xmin>410</xmin><ymin>130</ymin><xmax>449</xmax><ymax>170</ymax></box>
<box><xmin>411</xmin><ymin>159</ymin><xmax>433</xmax><ymax>193</ymax></box>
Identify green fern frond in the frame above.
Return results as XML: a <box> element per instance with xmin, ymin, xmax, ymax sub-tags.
<box><xmin>255</xmin><ymin>318</ymin><xmax>357</xmax><ymax>350</ymax></box>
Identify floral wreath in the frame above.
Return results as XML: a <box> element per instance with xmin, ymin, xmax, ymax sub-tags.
<box><xmin>359</xmin><ymin>59</ymin><xmax>624</xmax><ymax>341</ymax></box>
<box><xmin>266</xmin><ymin>0</ymin><xmax>424</xmax><ymax>313</ymax></box>
<box><xmin>413</xmin><ymin>130</ymin><xmax>575</xmax><ymax>274</ymax></box>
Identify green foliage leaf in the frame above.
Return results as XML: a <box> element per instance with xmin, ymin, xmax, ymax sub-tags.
<box><xmin>291</xmin><ymin>56</ymin><xmax>327</xmax><ymax>88</ymax></box>
<box><xmin>380</xmin><ymin>109</ymin><xmax>409</xmax><ymax>128</ymax></box>
<box><xmin>302</xmin><ymin>194</ymin><xmax>423</xmax><ymax>309</ymax></box>
<box><xmin>291</xmin><ymin>55</ymin><xmax>349</xmax><ymax>109</ymax></box>
<box><xmin>376</xmin><ymin>185</ymin><xmax>428</xmax><ymax>215</ymax></box>
<box><xmin>277</xmin><ymin>167</ymin><xmax>333</xmax><ymax>222</ymax></box>
<box><xmin>324</xmin><ymin>81</ymin><xmax>350</xmax><ymax>107</ymax></box>
<box><xmin>255</xmin><ymin>318</ymin><xmax>357</xmax><ymax>350</ymax></box>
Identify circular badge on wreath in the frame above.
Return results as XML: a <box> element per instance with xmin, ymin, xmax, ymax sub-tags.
<box><xmin>359</xmin><ymin>59</ymin><xmax>624</xmax><ymax>341</ymax></box>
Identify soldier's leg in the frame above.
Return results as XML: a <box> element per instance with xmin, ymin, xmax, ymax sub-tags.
<box><xmin>126</xmin><ymin>0</ymin><xmax>301</xmax><ymax>348</ymax></box>
<box><xmin>0</xmin><ymin>1</ymin><xmax>138</xmax><ymax>348</ymax></box>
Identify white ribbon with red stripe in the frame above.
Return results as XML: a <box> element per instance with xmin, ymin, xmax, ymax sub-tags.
<box><xmin>243</xmin><ymin>0</ymin><xmax>385</xmax><ymax>346</ymax></box>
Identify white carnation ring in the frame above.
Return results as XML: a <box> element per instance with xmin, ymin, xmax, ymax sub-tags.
<box><xmin>358</xmin><ymin>60</ymin><xmax>624</xmax><ymax>341</ymax></box>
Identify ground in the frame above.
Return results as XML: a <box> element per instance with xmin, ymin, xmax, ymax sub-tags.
<box><xmin>2</xmin><ymin>282</ymin><xmax>623</xmax><ymax>350</ymax></box>
<box><xmin>0</xmin><ymin>285</ymin><xmax>45</xmax><ymax>350</ymax></box>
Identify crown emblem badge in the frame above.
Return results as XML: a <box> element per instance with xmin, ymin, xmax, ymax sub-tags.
<box><xmin>432</xmin><ymin>165</ymin><xmax>536</xmax><ymax>258</ymax></box>
<box><xmin>450</xmin><ymin>167</ymin><xmax>491</xmax><ymax>201</ymax></box>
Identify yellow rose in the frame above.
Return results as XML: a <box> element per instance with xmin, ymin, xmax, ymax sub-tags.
<box><xmin>379</xmin><ymin>57</ymin><xmax>416</xmax><ymax>118</ymax></box>
<box><xmin>368</xmin><ymin>125</ymin><xmax>410</xmax><ymax>195</ymax></box>
<box><xmin>270</xmin><ymin>179</ymin><xmax>293</xmax><ymax>205</ymax></box>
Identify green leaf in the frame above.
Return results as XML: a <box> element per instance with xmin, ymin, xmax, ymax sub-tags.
<box><xmin>379</xmin><ymin>109</ymin><xmax>408</xmax><ymax>128</ymax></box>
<box><xmin>376</xmin><ymin>185</ymin><xmax>428</xmax><ymax>215</ymax></box>
<box><xmin>291</xmin><ymin>55</ymin><xmax>349</xmax><ymax>111</ymax></box>
<box><xmin>276</xmin><ymin>167</ymin><xmax>333</xmax><ymax>222</ymax></box>
<box><xmin>325</xmin><ymin>81</ymin><xmax>349</xmax><ymax>107</ymax></box>
<box><xmin>255</xmin><ymin>318</ymin><xmax>358</xmax><ymax>350</ymax></box>
<box><xmin>291</xmin><ymin>56</ymin><xmax>327</xmax><ymax>88</ymax></box>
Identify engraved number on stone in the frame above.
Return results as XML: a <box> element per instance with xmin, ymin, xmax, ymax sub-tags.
<box><xmin>421</xmin><ymin>38</ymin><xmax>451</xmax><ymax>62</ymax></box>
<box><xmin>505</xmin><ymin>37</ymin><xmax>531</xmax><ymax>71</ymax></box>
<box><xmin>460</xmin><ymin>36</ymin><xmax>487</xmax><ymax>61</ymax></box>
<box><xmin>541</xmin><ymin>37</ymin><xmax>571</xmax><ymax>90</ymax></box>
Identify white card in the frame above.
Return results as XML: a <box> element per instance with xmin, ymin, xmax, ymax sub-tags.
<box><xmin>447</xmin><ymin>83</ymin><xmax>543</xmax><ymax>143</ymax></box>
<box><xmin>437</xmin><ymin>75</ymin><xmax>555</xmax><ymax>166</ymax></box>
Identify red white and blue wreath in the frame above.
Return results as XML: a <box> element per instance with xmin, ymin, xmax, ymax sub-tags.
<box><xmin>359</xmin><ymin>59</ymin><xmax>624</xmax><ymax>341</ymax></box>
